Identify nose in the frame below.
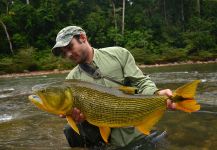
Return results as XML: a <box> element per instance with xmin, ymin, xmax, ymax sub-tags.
<box><xmin>65</xmin><ymin>50</ymin><xmax>73</xmax><ymax>58</ymax></box>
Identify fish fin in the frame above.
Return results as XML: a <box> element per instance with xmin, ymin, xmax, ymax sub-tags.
<box><xmin>118</xmin><ymin>86</ymin><xmax>138</xmax><ymax>94</ymax></box>
<box><xmin>136</xmin><ymin>109</ymin><xmax>165</xmax><ymax>135</ymax></box>
<box><xmin>174</xmin><ymin>80</ymin><xmax>201</xmax><ymax>113</ymax></box>
<box><xmin>66</xmin><ymin>116</ymin><xmax>80</xmax><ymax>135</ymax></box>
<box><xmin>99</xmin><ymin>126</ymin><xmax>111</xmax><ymax>143</ymax></box>
<box><xmin>176</xmin><ymin>99</ymin><xmax>200</xmax><ymax>113</ymax></box>
<box><xmin>174</xmin><ymin>80</ymin><xmax>201</xmax><ymax>98</ymax></box>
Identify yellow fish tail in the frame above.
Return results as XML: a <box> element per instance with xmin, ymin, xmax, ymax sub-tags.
<box><xmin>176</xmin><ymin>100</ymin><xmax>200</xmax><ymax>112</ymax></box>
<box><xmin>173</xmin><ymin>80</ymin><xmax>201</xmax><ymax>113</ymax></box>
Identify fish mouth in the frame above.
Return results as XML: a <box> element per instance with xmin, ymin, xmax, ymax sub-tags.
<box><xmin>28</xmin><ymin>94</ymin><xmax>48</xmax><ymax>112</ymax></box>
<box><xmin>28</xmin><ymin>95</ymin><xmax>42</xmax><ymax>103</ymax></box>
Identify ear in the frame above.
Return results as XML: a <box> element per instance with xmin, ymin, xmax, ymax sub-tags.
<box><xmin>80</xmin><ymin>33</ymin><xmax>87</xmax><ymax>43</ymax></box>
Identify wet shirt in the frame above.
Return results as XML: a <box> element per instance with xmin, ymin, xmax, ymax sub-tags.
<box><xmin>66</xmin><ymin>47</ymin><xmax>158</xmax><ymax>147</ymax></box>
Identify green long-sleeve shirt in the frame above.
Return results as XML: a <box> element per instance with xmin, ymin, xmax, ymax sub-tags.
<box><xmin>66</xmin><ymin>46</ymin><xmax>158</xmax><ymax>147</ymax></box>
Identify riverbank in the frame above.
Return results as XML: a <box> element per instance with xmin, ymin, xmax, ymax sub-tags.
<box><xmin>0</xmin><ymin>60</ymin><xmax>216</xmax><ymax>79</ymax></box>
<box><xmin>0</xmin><ymin>70</ymin><xmax>71</xmax><ymax>79</ymax></box>
<box><xmin>138</xmin><ymin>60</ymin><xmax>217</xmax><ymax>68</ymax></box>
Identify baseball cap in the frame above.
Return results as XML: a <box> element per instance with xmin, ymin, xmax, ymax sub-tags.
<box><xmin>51</xmin><ymin>26</ymin><xmax>86</xmax><ymax>56</ymax></box>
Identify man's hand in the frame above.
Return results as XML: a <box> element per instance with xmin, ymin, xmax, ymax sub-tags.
<box><xmin>59</xmin><ymin>107</ymin><xmax>86</xmax><ymax>123</ymax></box>
<box><xmin>156</xmin><ymin>89</ymin><xmax>176</xmax><ymax>110</ymax></box>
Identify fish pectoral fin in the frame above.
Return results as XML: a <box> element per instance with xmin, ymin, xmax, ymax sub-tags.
<box><xmin>99</xmin><ymin>126</ymin><xmax>111</xmax><ymax>143</ymax></box>
<box><xmin>66</xmin><ymin>116</ymin><xmax>80</xmax><ymax>135</ymax></box>
<box><xmin>136</xmin><ymin>109</ymin><xmax>165</xmax><ymax>135</ymax></box>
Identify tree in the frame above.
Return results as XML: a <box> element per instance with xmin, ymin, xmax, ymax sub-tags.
<box><xmin>110</xmin><ymin>0</ymin><xmax>117</xmax><ymax>31</ymax></box>
<box><xmin>122</xmin><ymin>0</ymin><xmax>125</xmax><ymax>35</ymax></box>
<box><xmin>163</xmin><ymin>0</ymin><xmax>167</xmax><ymax>24</ymax></box>
<box><xmin>0</xmin><ymin>18</ymin><xmax>14</xmax><ymax>54</ymax></box>
<box><xmin>196</xmin><ymin>0</ymin><xmax>200</xmax><ymax>16</ymax></box>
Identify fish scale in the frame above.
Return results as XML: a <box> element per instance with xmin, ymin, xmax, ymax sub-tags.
<box><xmin>70</xmin><ymin>84</ymin><xmax>167</xmax><ymax>127</ymax></box>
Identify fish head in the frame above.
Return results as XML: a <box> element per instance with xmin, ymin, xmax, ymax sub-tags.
<box><xmin>29</xmin><ymin>83</ymin><xmax>74</xmax><ymax>115</ymax></box>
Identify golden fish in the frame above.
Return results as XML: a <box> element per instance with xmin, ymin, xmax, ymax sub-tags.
<box><xmin>28</xmin><ymin>80</ymin><xmax>201</xmax><ymax>143</ymax></box>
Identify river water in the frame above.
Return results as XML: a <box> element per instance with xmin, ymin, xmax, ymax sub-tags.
<box><xmin>0</xmin><ymin>63</ymin><xmax>216</xmax><ymax>150</ymax></box>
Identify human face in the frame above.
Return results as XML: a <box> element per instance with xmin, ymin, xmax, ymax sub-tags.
<box><xmin>61</xmin><ymin>37</ymin><xmax>88</xmax><ymax>64</ymax></box>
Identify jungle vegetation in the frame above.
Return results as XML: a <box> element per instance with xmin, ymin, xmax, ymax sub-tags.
<box><xmin>0</xmin><ymin>0</ymin><xmax>216</xmax><ymax>73</ymax></box>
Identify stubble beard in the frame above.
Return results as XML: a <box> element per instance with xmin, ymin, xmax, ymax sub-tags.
<box><xmin>74</xmin><ymin>48</ymin><xmax>88</xmax><ymax>64</ymax></box>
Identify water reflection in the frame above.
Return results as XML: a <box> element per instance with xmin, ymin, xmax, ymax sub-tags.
<box><xmin>157</xmin><ymin>107</ymin><xmax>217</xmax><ymax>150</ymax></box>
<box><xmin>0</xmin><ymin>114</ymin><xmax>12</xmax><ymax>121</ymax></box>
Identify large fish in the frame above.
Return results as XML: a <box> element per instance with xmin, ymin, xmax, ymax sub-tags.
<box><xmin>28</xmin><ymin>79</ymin><xmax>201</xmax><ymax>143</ymax></box>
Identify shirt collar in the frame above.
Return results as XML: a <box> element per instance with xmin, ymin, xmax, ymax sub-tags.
<box><xmin>92</xmin><ymin>47</ymin><xmax>98</xmax><ymax>64</ymax></box>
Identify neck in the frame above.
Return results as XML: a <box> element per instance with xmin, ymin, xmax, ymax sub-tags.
<box><xmin>85</xmin><ymin>43</ymin><xmax>94</xmax><ymax>64</ymax></box>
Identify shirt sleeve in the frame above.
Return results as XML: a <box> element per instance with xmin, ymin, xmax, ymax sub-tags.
<box><xmin>119</xmin><ymin>48</ymin><xmax>158</xmax><ymax>95</ymax></box>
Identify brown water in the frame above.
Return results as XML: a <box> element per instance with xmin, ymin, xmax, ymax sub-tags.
<box><xmin>0</xmin><ymin>63</ymin><xmax>216</xmax><ymax>150</ymax></box>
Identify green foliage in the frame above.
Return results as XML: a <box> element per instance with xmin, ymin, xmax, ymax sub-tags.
<box><xmin>0</xmin><ymin>47</ymin><xmax>75</xmax><ymax>73</ymax></box>
<box><xmin>107</xmin><ymin>27</ymin><xmax>125</xmax><ymax>46</ymax></box>
<box><xmin>0</xmin><ymin>47</ymin><xmax>37</xmax><ymax>73</ymax></box>
<box><xmin>0</xmin><ymin>0</ymin><xmax>217</xmax><ymax>74</ymax></box>
<box><xmin>189</xmin><ymin>50</ymin><xmax>217</xmax><ymax>61</ymax></box>
<box><xmin>12</xmin><ymin>33</ymin><xmax>27</xmax><ymax>48</ymax></box>
<box><xmin>183</xmin><ymin>31</ymin><xmax>217</xmax><ymax>55</ymax></box>
<box><xmin>130</xmin><ymin>48</ymin><xmax>146</xmax><ymax>63</ymax></box>
<box><xmin>13</xmin><ymin>47</ymin><xmax>38</xmax><ymax>72</ymax></box>
<box><xmin>143</xmin><ymin>54</ymin><xmax>161</xmax><ymax>65</ymax></box>
<box><xmin>125</xmin><ymin>30</ymin><xmax>152</xmax><ymax>49</ymax></box>
<box><xmin>35</xmin><ymin>51</ymin><xmax>75</xmax><ymax>70</ymax></box>
<box><xmin>0</xmin><ymin>57</ymin><xmax>13</xmax><ymax>74</ymax></box>
<box><xmin>162</xmin><ymin>48</ymin><xmax>187</xmax><ymax>62</ymax></box>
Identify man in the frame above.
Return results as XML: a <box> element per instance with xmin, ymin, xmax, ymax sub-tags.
<box><xmin>51</xmin><ymin>26</ymin><xmax>176</xmax><ymax>149</ymax></box>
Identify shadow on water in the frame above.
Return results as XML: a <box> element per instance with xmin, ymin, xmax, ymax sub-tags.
<box><xmin>0</xmin><ymin>63</ymin><xmax>217</xmax><ymax>149</ymax></box>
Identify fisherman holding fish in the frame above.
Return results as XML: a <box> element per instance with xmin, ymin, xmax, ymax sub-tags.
<box><xmin>51</xmin><ymin>26</ymin><xmax>176</xmax><ymax>149</ymax></box>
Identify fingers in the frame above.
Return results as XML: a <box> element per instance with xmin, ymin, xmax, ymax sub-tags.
<box><xmin>72</xmin><ymin>107</ymin><xmax>80</xmax><ymax>121</ymax></box>
<box><xmin>78</xmin><ymin>113</ymin><xmax>85</xmax><ymax>122</ymax></box>
<box><xmin>167</xmin><ymin>99</ymin><xmax>176</xmax><ymax>110</ymax></box>
<box><xmin>72</xmin><ymin>107</ymin><xmax>85</xmax><ymax>123</ymax></box>
<box><xmin>166</xmin><ymin>89</ymin><xmax>173</xmax><ymax>97</ymax></box>
<box><xmin>157</xmin><ymin>89</ymin><xmax>173</xmax><ymax>97</ymax></box>
<box><xmin>164</xmin><ymin>89</ymin><xmax>173</xmax><ymax>97</ymax></box>
<box><xmin>157</xmin><ymin>89</ymin><xmax>176</xmax><ymax>110</ymax></box>
<box><xmin>59</xmin><ymin>114</ymin><xmax>66</xmax><ymax>118</ymax></box>
<box><xmin>59</xmin><ymin>107</ymin><xmax>85</xmax><ymax>123</ymax></box>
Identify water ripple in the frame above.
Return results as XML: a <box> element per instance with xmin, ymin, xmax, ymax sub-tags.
<box><xmin>0</xmin><ymin>114</ymin><xmax>12</xmax><ymax>122</ymax></box>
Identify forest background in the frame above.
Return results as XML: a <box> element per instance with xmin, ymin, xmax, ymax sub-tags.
<box><xmin>0</xmin><ymin>0</ymin><xmax>216</xmax><ymax>74</ymax></box>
